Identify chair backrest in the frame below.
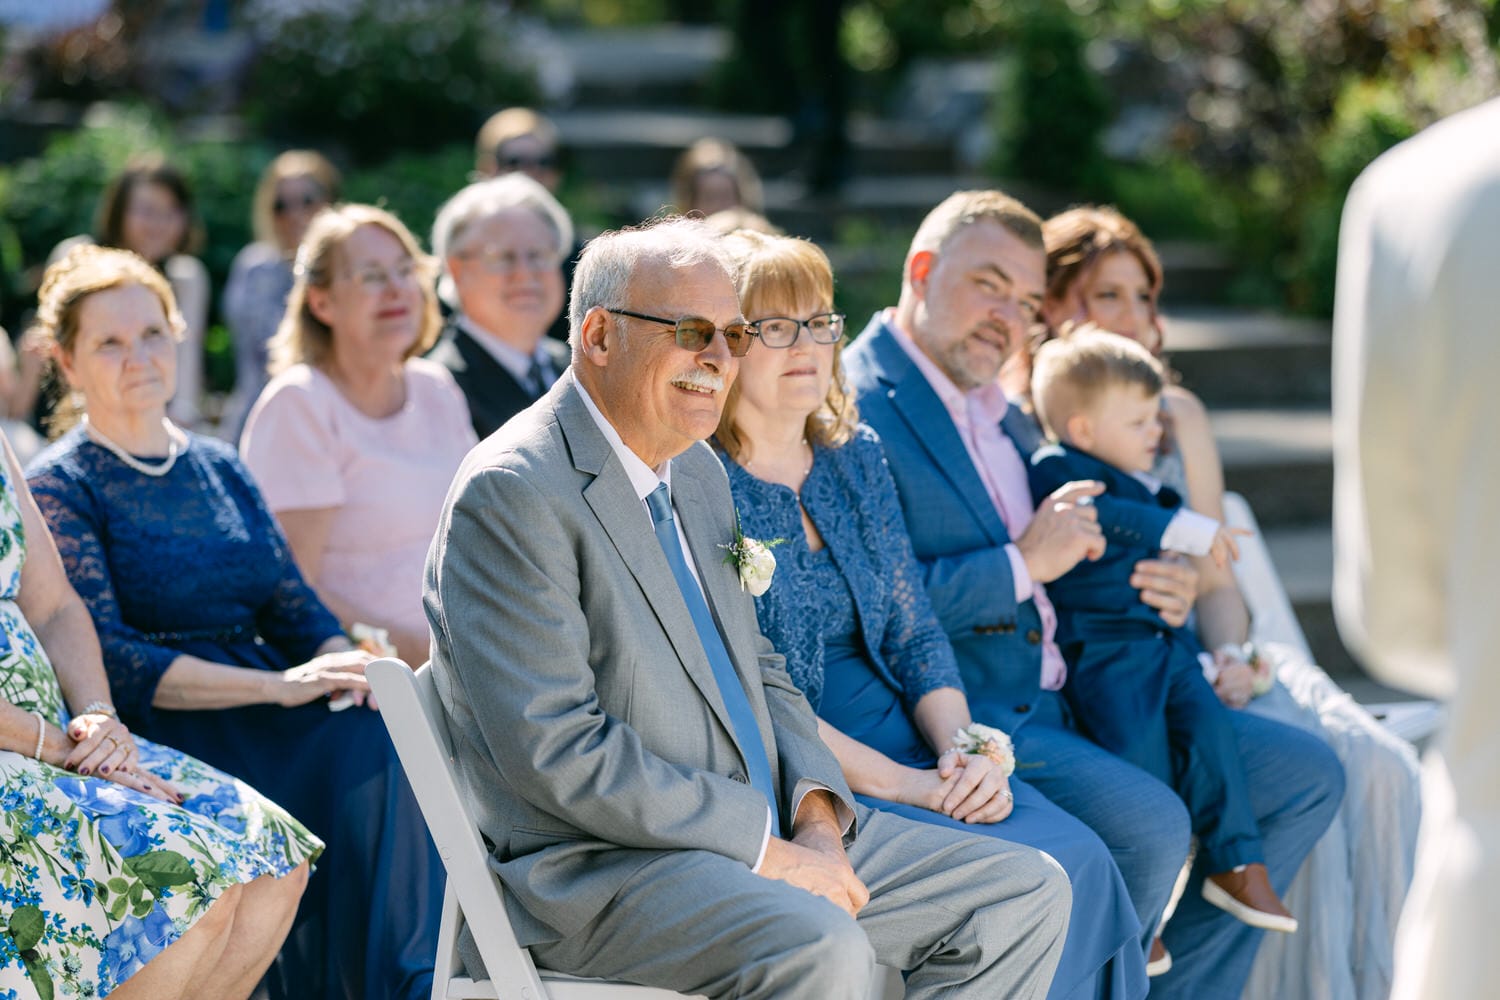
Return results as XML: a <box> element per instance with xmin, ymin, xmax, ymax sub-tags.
<box><xmin>368</xmin><ymin>657</ymin><xmax>548</xmax><ymax>995</ymax></box>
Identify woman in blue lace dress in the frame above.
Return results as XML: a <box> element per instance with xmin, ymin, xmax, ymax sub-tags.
<box><xmin>24</xmin><ymin>246</ymin><xmax>442</xmax><ymax>1000</ymax></box>
<box><xmin>0</xmin><ymin>425</ymin><xmax>317</xmax><ymax>1000</ymax></box>
<box><xmin>714</xmin><ymin>230</ymin><xmax>1147</xmax><ymax>1000</ymax></box>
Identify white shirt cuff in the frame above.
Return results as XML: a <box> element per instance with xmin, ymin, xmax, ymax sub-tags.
<box><xmin>750</xmin><ymin>807</ymin><xmax>772</xmax><ymax>873</ymax></box>
<box><xmin>1161</xmin><ymin>509</ymin><xmax>1220</xmax><ymax>557</ymax></box>
<box><xmin>1005</xmin><ymin>543</ymin><xmax>1035</xmax><ymax>602</ymax></box>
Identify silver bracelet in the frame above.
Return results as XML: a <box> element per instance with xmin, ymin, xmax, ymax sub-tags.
<box><xmin>32</xmin><ymin>711</ymin><xmax>45</xmax><ymax>761</ymax></box>
<box><xmin>79</xmin><ymin>701</ymin><xmax>117</xmax><ymax>718</ymax></box>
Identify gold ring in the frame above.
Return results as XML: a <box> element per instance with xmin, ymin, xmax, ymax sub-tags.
<box><xmin>104</xmin><ymin>736</ymin><xmax>120</xmax><ymax>751</ymax></box>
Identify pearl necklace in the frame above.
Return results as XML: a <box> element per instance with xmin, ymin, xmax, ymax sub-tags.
<box><xmin>83</xmin><ymin>416</ymin><xmax>184</xmax><ymax>477</ymax></box>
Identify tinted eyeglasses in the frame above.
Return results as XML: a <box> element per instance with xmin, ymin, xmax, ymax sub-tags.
<box><xmin>273</xmin><ymin>193</ymin><xmax>324</xmax><ymax>216</ymax></box>
<box><xmin>748</xmin><ymin>312</ymin><xmax>846</xmax><ymax>349</ymax></box>
<box><xmin>498</xmin><ymin>152</ymin><xmax>558</xmax><ymax>171</ymax></box>
<box><xmin>607</xmin><ymin>308</ymin><xmax>753</xmax><ymax>357</ymax></box>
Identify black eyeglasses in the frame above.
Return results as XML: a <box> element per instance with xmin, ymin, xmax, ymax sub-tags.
<box><xmin>273</xmin><ymin>193</ymin><xmax>324</xmax><ymax>216</ymax></box>
<box><xmin>606</xmin><ymin>308</ymin><xmax>753</xmax><ymax>357</ymax></box>
<box><xmin>748</xmin><ymin>312</ymin><xmax>846</xmax><ymax>349</ymax></box>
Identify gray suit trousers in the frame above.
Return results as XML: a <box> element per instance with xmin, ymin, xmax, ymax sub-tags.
<box><xmin>532</xmin><ymin>804</ymin><xmax>1070</xmax><ymax>1000</ymax></box>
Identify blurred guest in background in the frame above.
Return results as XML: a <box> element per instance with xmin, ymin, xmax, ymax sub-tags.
<box><xmin>474</xmin><ymin>106</ymin><xmax>563</xmax><ymax>192</ymax></box>
<box><xmin>670</xmin><ymin>137</ymin><xmax>765</xmax><ymax>218</ymax></box>
<box><xmin>473</xmin><ymin>106</ymin><xmax>578</xmax><ymax>341</ymax></box>
<box><xmin>51</xmin><ymin>155</ymin><xmax>209</xmax><ymax>431</ymax></box>
<box><xmin>221</xmin><ymin>150</ymin><xmax>341</xmax><ymax>440</ymax></box>
<box><xmin>242</xmin><ymin>204</ymin><xmax>475</xmax><ymax>666</ymax></box>
<box><xmin>27</xmin><ymin>244</ymin><xmax>442</xmax><ymax>1000</ymax></box>
<box><xmin>429</xmin><ymin>174</ymin><xmax>571</xmax><ymax>439</ymax></box>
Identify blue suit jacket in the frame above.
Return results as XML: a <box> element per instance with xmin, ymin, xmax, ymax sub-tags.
<box><xmin>843</xmin><ymin>312</ymin><xmax>1049</xmax><ymax>732</ymax></box>
<box><xmin>1027</xmin><ymin>443</ymin><xmax>1183</xmax><ymax>646</ymax></box>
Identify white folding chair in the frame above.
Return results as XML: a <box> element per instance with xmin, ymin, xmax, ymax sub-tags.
<box><xmin>368</xmin><ymin>658</ymin><xmax>703</xmax><ymax>1000</ymax></box>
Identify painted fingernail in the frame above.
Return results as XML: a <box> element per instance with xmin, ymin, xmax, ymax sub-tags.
<box><xmin>79</xmin><ymin>767</ymin><xmax>90</xmax><ymax>776</ymax></box>
<box><xmin>101</xmin><ymin>766</ymin><xmax>111</xmax><ymax>774</ymax></box>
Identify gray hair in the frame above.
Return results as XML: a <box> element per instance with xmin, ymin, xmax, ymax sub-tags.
<box><xmin>567</xmin><ymin>216</ymin><xmax>733</xmax><ymax>351</ymax></box>
<box><xmin>431</xmin><ymin>173</ymin><xmax>574</xmax><ymax>307</ymax></box>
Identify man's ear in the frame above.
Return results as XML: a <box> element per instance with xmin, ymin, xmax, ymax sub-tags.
<box><xmin>578</xmin><ymin>306</ymin><xmax>613</xmax><ymax>368</ymax></box>
<box><xmin>1064</xmin><ymin>412</ymin><xmax>1094</xmax><ymax>450</ymax></box>
<box><xmin>907</xmin><ymin>250</ymin><xmax>936</xmax><ymax>299</ymax></box>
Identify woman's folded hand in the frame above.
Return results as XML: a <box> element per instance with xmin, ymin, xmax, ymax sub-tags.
<box><xmin>276</xmin><ymin>649</ymin><xmax>374</xmax><ymax>708</ymax></box>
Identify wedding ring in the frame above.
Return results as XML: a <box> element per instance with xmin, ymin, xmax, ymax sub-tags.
<box><xmin>1001</xmin><ymin>790</ymin><xmax>1013</xmax><ymax>802</ymax></box>
<box><xmin>104</xmin><ymin>736</ymin><xmax>120</xmax><ymax>751</ymax></box>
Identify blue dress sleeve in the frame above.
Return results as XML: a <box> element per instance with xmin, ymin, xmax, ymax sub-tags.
<box><xmin>853</xmin><ymin>429</ymin><xmax>965</xmax><ymax>709</ymax></box>
<box><xmin>1028</xmin><ymin>446</ymin><xmax>1178</xmax><ymax>550</ymax></box>
<box><xmin>28</xmin><ymin>465</ymin><xmax>180</xmax><ymax>725</ymax></box>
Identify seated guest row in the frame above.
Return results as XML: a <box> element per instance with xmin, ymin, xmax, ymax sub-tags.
<box><xmin>3</xmin><ymin>179</ymin><xmax>1420</xmax><ymax>999</ymax></box>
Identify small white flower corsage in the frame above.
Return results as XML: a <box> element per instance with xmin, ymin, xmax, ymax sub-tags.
<box><xmin>720</xmin><ymin>513</ymin><xmax>784</xmax><ymax>598</ymax></box>
<box><xmin>951</xmin><ymin>723</ymin><xmax>1017</xmax><ymax>777</ymax></box>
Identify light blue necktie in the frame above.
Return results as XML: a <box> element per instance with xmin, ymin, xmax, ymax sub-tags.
<box><xmin>645</xmin><ymin>483</ymin><xmax>780</xmax><ymax>831</ymax></box>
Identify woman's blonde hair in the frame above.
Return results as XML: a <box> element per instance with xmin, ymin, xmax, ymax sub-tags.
<box><xmin>715</xmin><ymin>230</ymin><xmax>857</xmax><ymax>462</ymax></box>
<box><xmin>251</xmin><ymin>150</ymin><xmax>342</xmax><ymax>248</ymax></box>
<box><xmin>33</xmin><ymin>244</ymin><xmax>185</xmax><ymax>436</ymax></box>
<box><xmin>268</xmin><ymin>204</ymin><xmax>441</xmax><ymax>376</ymax></box>
<box><xmin>670</xmin><ymin>138</ymin><xmax>765</xmax><ymax>216</ymax></box>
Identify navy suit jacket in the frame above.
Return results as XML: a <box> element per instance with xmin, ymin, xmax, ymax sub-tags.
<box><xmin>843</xmin><ymin>312</ymin><xmax>1049</xmax><ymax>733</ymax></box>
<box><xmin>1027</xmin><ymin>443</ymin><xmax>1184</xmax><ymax>646</ymax></box>
<box><xmin>429</xmin><ymin>317</ymin><xmax>571</xmax><ymax>440</ymax></box>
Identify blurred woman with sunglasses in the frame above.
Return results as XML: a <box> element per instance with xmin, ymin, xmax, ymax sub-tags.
<box><xmin>240</xmin><ymin>204</ymin><xmax>476</xmax><ymax>666</ymax></box>
<box><xmin>714</xmin><ymin>230</ymin><xmax>1147</xmax><ymax>1000</ymax></box>
<box><xmin>221</xmin><ymin>151</ymin><xmax>341</xmax><ymax>440</ymax></box>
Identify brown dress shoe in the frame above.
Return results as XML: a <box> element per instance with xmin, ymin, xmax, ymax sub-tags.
<box><xmin>1202</xmin><ymin>862</ymin><xmax>1298</xmax><ymax>933</ymax></box>
<box><xmin>1147</xmin><ymin>936</ymin><xmax>1173</xmax><ymax>976</ymax></box>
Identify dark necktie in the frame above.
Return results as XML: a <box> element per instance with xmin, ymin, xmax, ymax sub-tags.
<box><xmin>645</xmin><ymin>483</ymin><xmax>780</xmax><ymax>831</ymax></box>
<box><xmin>524</xmin><ymin>358</ymin><xmax>547</xmax><ymax>399</ymax></box>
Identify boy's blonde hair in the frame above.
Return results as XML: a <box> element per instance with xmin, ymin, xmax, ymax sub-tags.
<box><xmin>1031</xmin><ymin>327</ymin><xmax>1164</xmax><ymax>441</ymax></box>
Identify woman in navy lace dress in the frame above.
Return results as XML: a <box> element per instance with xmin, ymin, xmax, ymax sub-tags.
<box><xmin>714</xmin><ymin>231</ymin><xmax>1147</xmax><ymax>1000</ymax></box>
<box><xmin>25</xmin><ymin>246</ymin><xmax>441</xmax><ymax>1000</ymax></box>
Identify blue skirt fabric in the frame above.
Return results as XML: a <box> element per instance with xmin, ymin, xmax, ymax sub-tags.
<box><xmin>144</xmin><ymin>640</ymin><xmax>443</xmax><ymax>1000</ymax></box>
<box><xmin>822</xmin><ymin>644</ymin><xmax>1147</xmax><ymax>1000</ymax></box>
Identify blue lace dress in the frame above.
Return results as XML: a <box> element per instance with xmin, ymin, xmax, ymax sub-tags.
<box><xmin>722</xmin><ymin>425</ymin><xmax>1147</xmax><ymax>1000</ymax></box>
<box><xmin>0</xmin><ymin>461</ymin><xmax>321</xmax><ymax>1000</ymax></box>
<box><xmin>26</xmin><ymin>429</ymin><xmax>442</xmax><ymax>1000</ymax></box>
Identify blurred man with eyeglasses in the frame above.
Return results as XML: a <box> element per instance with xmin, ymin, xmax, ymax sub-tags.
<box><xmin>430</xmin><ymin>175</ymin><xmax>575</xmax><ymax>439</ymax></box>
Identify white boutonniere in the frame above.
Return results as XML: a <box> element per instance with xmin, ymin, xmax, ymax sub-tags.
<box><xmin>720</xmin><ymin>512</ymin><xmax>784</xmax><ymax>597</ymax></box>
<box><xmin>951</xmin><ymin>723</ymin><xmax>1017</xmax><ymax>777</ymax></box>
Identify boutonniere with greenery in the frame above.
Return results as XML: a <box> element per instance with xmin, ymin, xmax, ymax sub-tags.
<box><xmin>720</xmin><ymin>512</ymin><xmax>785</xmax><ymax>597</ymax></box>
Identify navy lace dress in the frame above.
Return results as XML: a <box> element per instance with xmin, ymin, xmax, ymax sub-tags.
<box><xmin>27</xmin><ymin>428</ymin><xmax>442</xmax><ymax>1000</ymax></box>
<box><xmin>722</xmin><ymin>425</ymin><xmax>1147</xmax><ymax>1000</ymax></box>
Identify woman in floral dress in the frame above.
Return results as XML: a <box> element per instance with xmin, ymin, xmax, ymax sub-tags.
<box><xmin>0</xmin><ymin>425</ymin><xmax>318</xmax><ymax>1000</ymax></box>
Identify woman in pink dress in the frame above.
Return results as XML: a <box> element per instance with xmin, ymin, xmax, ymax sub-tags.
<box><xmin>241</xmin><ymin>204</ymin><xmax>477</xmax><ymax>665</ymax></box>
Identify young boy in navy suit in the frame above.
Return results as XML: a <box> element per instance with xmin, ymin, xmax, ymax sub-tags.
<box><xmin>1027</xmin><ymin>328</ymin><xmax>1300</xmax><ymax>935</ymax></box>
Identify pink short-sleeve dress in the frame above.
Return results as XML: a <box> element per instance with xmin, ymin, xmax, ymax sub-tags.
<box><xmin>240</xmin><ymin>358</ymin><xmax>478</xmax><ymax>641</ymax></box>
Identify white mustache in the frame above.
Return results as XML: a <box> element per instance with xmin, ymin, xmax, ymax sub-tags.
<box><xmin>671</xmin><ymin>370</ymin><xmax>725</xmax><ymax>393</ymax></box>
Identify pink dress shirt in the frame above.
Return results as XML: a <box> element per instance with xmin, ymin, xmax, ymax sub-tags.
<box><xmin>888</xmin><ymin>315</ymin><xmax>1068</xmax><ymax>690</ymax></box>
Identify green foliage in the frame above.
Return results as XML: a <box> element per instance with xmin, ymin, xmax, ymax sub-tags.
<box><xmin>241</xmin><ymin>0</ymin><xmax>538</xmax><ymax>165</ymax></box>
<box><xmin>994</xmin><ymin>3</ymin><xmax>1113</xmax><ymax>200</ymax></box>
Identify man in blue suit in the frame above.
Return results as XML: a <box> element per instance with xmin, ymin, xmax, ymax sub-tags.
<box><xmin>842</xmin><ymin>189</ymin><xmax>1344</xmax><ymax>997</ymax></box>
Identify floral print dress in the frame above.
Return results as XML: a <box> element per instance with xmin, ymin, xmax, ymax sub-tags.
<box><xmin>0</xmin><ymin>470</ymin><xmax>322</xmax><ymax>1000</ymax></box>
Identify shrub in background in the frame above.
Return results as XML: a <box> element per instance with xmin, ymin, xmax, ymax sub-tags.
<box><xmin>241</xmin><ymin>0</ymin><xmax>538</xmax><ymax>165</ymax></box>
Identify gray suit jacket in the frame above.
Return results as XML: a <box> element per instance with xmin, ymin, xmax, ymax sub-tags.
<box><xmin>424</xmin><ymin>371</ymin><xmax>855</xmax><ymax>948</ymax></box>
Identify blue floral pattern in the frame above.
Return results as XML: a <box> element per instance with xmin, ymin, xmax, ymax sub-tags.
<box><xmin>0</xmin><ymin>465</ymin><xmax>322</xmax><ymax>999</ymax></box>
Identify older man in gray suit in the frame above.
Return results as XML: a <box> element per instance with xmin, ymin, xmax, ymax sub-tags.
<box><xmin>424</xmin><ymin>217</ymin><xmax>1070</xmax><ymax>999</ymax></box>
